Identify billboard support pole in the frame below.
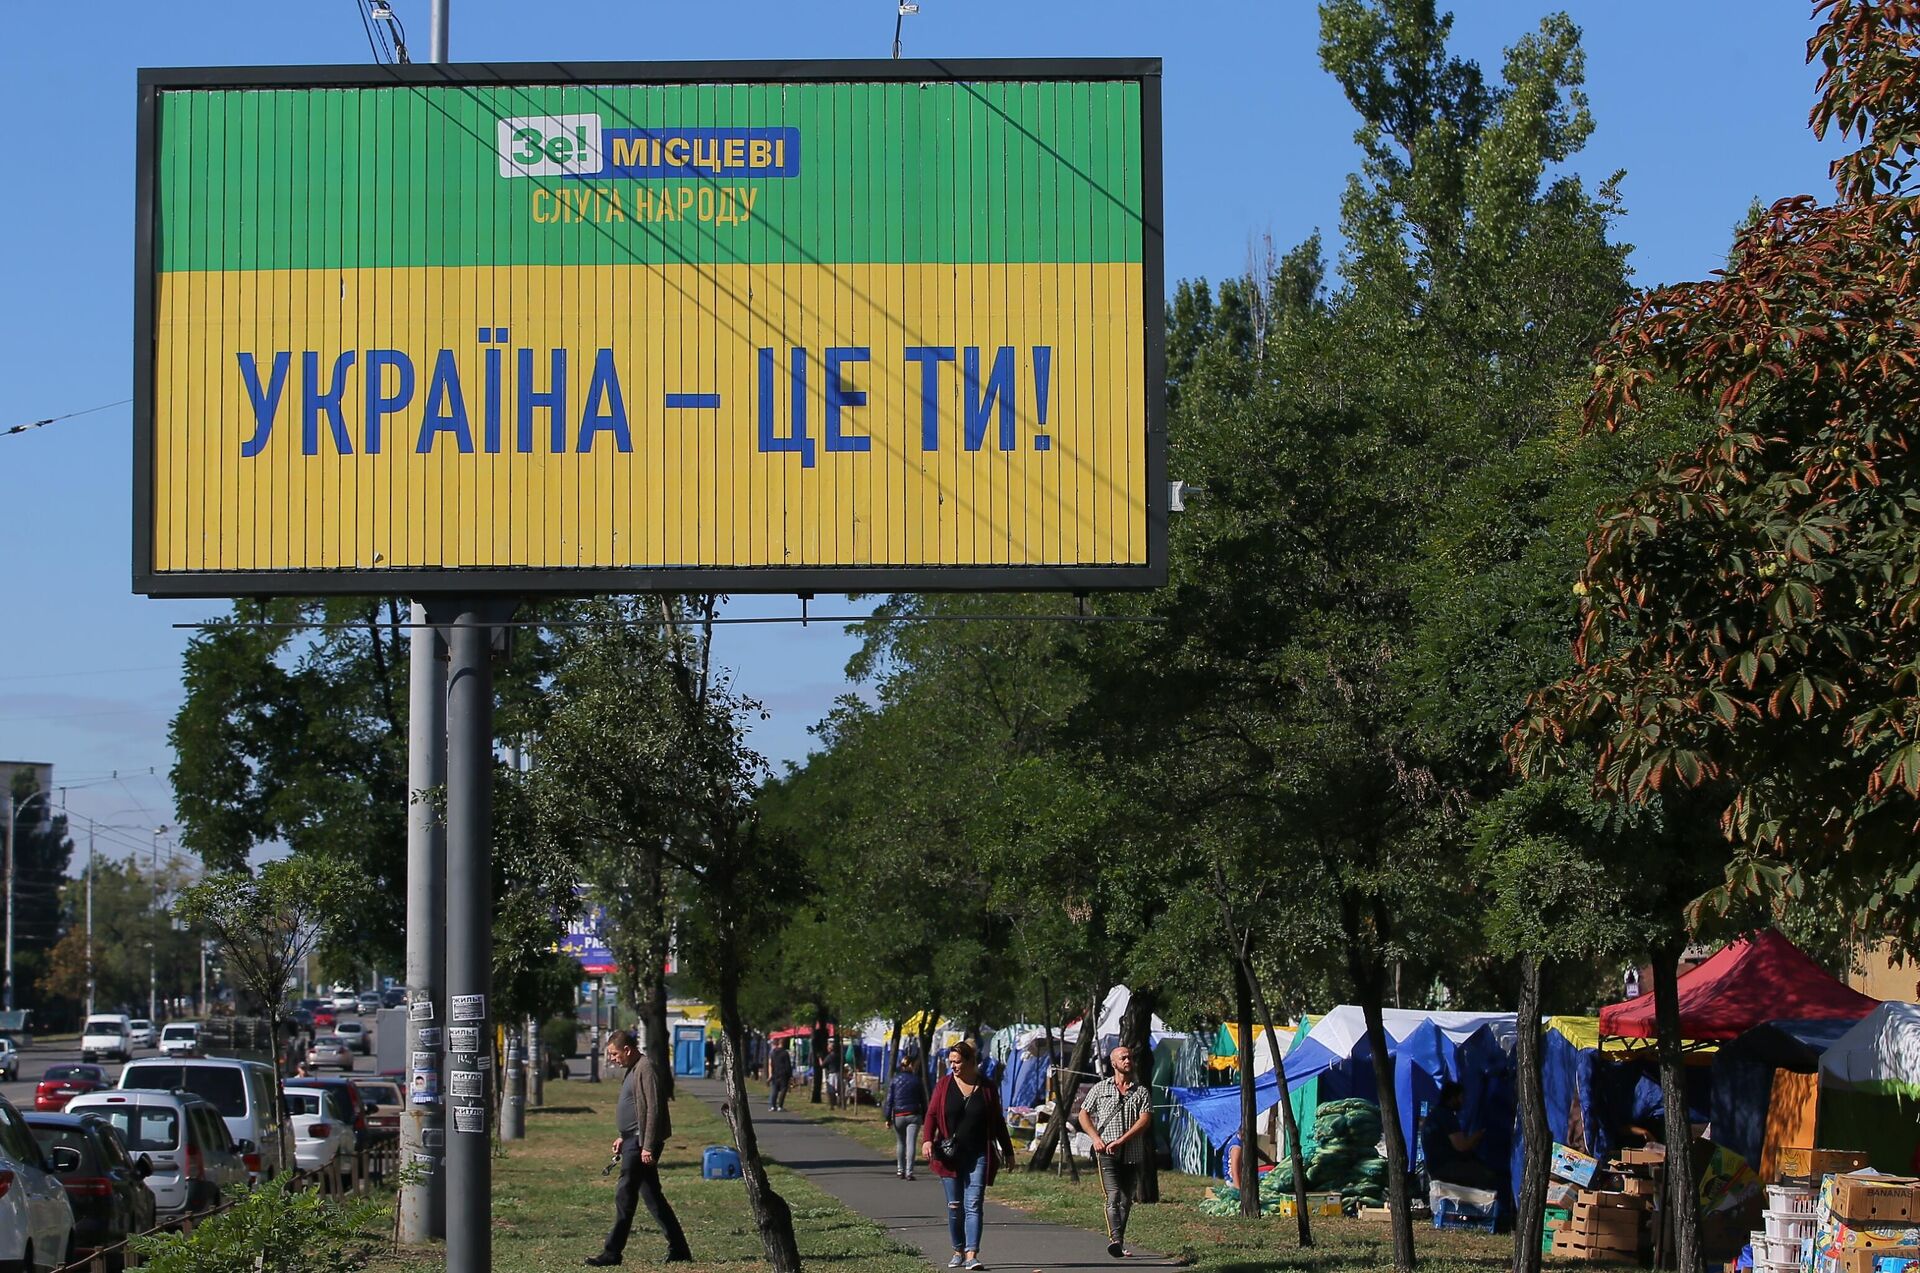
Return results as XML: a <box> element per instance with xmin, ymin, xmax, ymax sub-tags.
<box><xmin>443</xmin><ymin>599</ymin><xmax>502</xmax><ymax>1273</ymax></box>
<box><xmin>429</xmin><ymin>0</ymin><xmax>448</xmax><ymax>64</ymax></box>
<box><xmin>399</xmin><ymin>604</ymin><xmax>446</xmax><ymax>1246</ymax></box>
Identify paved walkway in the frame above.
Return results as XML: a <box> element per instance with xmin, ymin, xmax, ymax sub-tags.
<box><xmin>679</xmin><ymin>1078</ymin><xmax>1176</xmax><ymax>1271</ymax></box>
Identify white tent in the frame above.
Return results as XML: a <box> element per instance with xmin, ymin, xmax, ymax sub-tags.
<box><xmin>1819</xmin><ymin>1002</ymin><xmax>1920</xmax><ymax>1095</ymax></box>
<box><xmin>1060</xmin><ymin>984</ymin><xmax>1170</xmax><ymax>1045</ymax></box>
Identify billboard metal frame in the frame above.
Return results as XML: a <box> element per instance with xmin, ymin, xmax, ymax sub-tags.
<box><xmin>133</xmin><ymin>58</ymin><xmax>1167</xmax><ymax>598</ymax></box>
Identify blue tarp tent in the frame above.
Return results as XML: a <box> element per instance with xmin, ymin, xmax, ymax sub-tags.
<box><xmin>1167</xmin><ymin>1015</ymin><xmax>1515</xmax><ymax>1188</ymax></box>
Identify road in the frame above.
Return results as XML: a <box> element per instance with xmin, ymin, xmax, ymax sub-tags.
<box><xmin>2</xmin><ymin>1019</ymin><xmax>386</xmax><ymax>1110</ymax></box>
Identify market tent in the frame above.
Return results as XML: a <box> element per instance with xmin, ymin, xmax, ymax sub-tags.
<box><xmin>1599</xmin><ymin>931</ymin><xmax>1878</xmax><ymax>1040</ymax></box>
<box><xmin>1711</xmin><ymin>1019</ymin><xmax>1853</xmax><ymax>1173</ymax></box>
<box><xmin>1820</xmin><ymin>1003</ymin><xmax>1920</xmax><ymax>1095</ymax></box>
<box><xmin>1167</xmin><ymin>1012</ymin><xmax>1515</xmax><ymax>1158</ymax></box>
<box><xmin>1818</xmin><ymin>1004</ymin><xmax>1920</xmax><ymax>1173</ymax></box>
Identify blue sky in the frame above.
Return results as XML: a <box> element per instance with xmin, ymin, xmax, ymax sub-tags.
<box><xmin>0</xmin><ymin>2</ymin><xmax>1839</xmax><ymax>861</ymax></box>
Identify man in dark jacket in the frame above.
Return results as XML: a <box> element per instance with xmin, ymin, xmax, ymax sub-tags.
<box><xmin>586</xmin><ymin>1031</ymin><xmax>690</xmax><ymax>1267</ymax></box>
<box><xmin>768</xmin><ymin>1040</ymin><xmax>793</xmax><ymax>1111</ymax></box>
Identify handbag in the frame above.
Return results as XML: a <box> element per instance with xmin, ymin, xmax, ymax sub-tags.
<box><xmin>932</xmin><ymin>1136</ymin><xmax>958</xmax><ymax>1167</ymax></box>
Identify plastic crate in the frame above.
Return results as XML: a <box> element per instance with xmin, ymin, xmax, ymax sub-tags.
<box><xmin>1760</xmin><ymin>1209</ymin><xmax>1814</xmax><ymax>1242</ymax></box>
<box><xmin>1433</xmin><ymin>1195</ymin><xmax>1498</xmax><ymax>1234</ymax></box>
<box><xmin>1765</xmin><ymin>1183</ymin><xmax>1818</xmax><ymax>1216</ymax></box>
<box><xmin>702</xmin><ymin>1145</ymin><xmax>742</xmax><ymax>1179</ymax></box>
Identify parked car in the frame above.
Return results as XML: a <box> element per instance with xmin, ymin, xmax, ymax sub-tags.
<box><xmin>66</xmin><ymin>1092</ymin><xmax>246</xmax><ymax>1217</ymax></box>
<box><xmin>305</xmin><ymin>1037</ymin><xmax>354</xmax><ymax>1072</ymax></box>
<box><xmin>157</xmin><ymin>1023</ymin><xmax>200</xmax><ymax>1058</ymax></box>
<box><xmin>284</xmin><ymin>1079</ymin><xmax>369</xmax><ymax>1154</ymax></box>
<box><xmin>347</xmin><ymin>1079</ymin><xmax>402</xmax><ymax>1136</ymax></box>
<box><xmin>333</xmin><ymin>1021</ymin><xmax>369</xmax><ymax>1056</ymax></box>
<box><xmin>79</xmin><ymin>1016</ymin><xmax>131</xmax><ymax>1065</ymax></box>
<box><xmin>26</xmin><ymin>1112</ymin><xmax>155</xmax><ymax>1271</ymax></box>
<box><xmin>116</xmin><ymin>1058</ymin><xmax>294</xmax><ymax>1185</ymax></box>
<box><xmin>0</xmin><ymin>1097</ymin><xmax>74</xmax><ymax>1272</ymax></box>
<box><xmin>380</xmin><ymin>988</ymin><xmax>406</xmax><ymax>1009</ymax></box>
<box><xmin>287</xmin><ymin>1008</ymin><xmax>314</xmax><ymax>1034</ymax></box>
<box><xmin>35</xmin><ymin>1066</ymin><xmax>109</xmax><ymax>1114</ymax></box>
<box><xmin>0</xmin><ymin>1039</ymin><xmax>18</xmax><ymax>1084</ymax></box>
<box><xmin>282</xmin><ymin>1088</ymin><xmax>354</xmax><ymax>1186</ymax></box>
<box><xmin>126</xmin><ymin>1021</ymin><xmax>156</xmax><ymax>1051</ymax></box>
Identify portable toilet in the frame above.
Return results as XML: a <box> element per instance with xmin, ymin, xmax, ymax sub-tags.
<box><xmin>673</xmin><ymin>1023</ymin><xmax>707</xmax><ymax>1077</ymax></box>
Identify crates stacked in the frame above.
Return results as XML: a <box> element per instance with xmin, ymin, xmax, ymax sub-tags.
<box><xmin>1539</xmin><ymin>1142</ymin><xmax>1655</xmax><ymax>1263</ymax></box>
<box><xmin>1754</xmin><ymin>1182</ymin><xmax>1817</xmax><ymax>1273</ymax></box>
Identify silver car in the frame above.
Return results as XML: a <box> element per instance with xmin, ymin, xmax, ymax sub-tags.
<box><xmin>65</xmin><ymin>1091</ymin><xmax>246</xmax><ymax>1216</ymax></box>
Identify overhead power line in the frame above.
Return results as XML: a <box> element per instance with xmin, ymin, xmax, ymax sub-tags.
<box><xmin>3</xmin><ymin>398</ymin><xmax>130</xmax><ymax>440</ymax></box>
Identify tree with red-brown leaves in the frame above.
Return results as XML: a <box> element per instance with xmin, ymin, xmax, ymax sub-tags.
<box><xmin>1516</xmin><ymin>6</ymin><xmax>1920</xmax><ymax>1265</ymax></box>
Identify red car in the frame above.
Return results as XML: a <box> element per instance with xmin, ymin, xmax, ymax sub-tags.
<box><xmin>35</xmin><ymin>1063</ymin><xmax>109</xmax><ymax>1111</ymax></box>
<box><xmin>312</xmin><ymin>1008</ymin><xmax>337</xmax><ymax>1031</ymax></box>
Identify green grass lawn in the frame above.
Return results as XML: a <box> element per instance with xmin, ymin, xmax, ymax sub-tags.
<box><xmin>375</xmin><ymin>1079</ymin><xmax>925</xmax><ymax>1273</ymax></box>
<box><xmin>786</xmin><ymin>1099</ymin><xmax>1516</xmax><ymax>1273</ymax></box>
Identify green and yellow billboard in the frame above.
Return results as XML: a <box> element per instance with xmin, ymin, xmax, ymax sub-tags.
<box><xmin>134</xmin><ymin>60</ymin><xmax>1165</xmax><ymax>595</ymax></box>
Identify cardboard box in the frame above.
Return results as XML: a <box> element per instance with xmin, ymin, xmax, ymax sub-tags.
<box><xmin>1576</xmin><ymin>1190</ymin><xmax>1652</xmax><ymax>1213</ymax></box>
<box><xmin>1618</xmin><ymin>1145</ymin><xmax>1667</xmax><ymax>1166</ymax></box>
<box><xmin>1553</xmin><ymin>1143</ymin><xmax>1601</xmax><ymax>1186</ymax></box>
<box><xmin>1553</xmin><ymin>1231</ymin><xmax>1638</xmax><ymax>1258</ymax></box>
<box><xmin>1834</xmin><ymin>1249</ymin><xmax>1920</xmax><ymax>1273</ymax></box>
<box><xmin>1617</xmin><ymin>1176</ymin><xmax>1659</xmax><ymax>1198</ymax></box>
<box><xmin>1547</xmin><ymin>1182</ymin><xmax>1581</xmax><ymax>1208</ymax></box>
<box><xmin>1833</xmin><ymin>1175</ymin><xmax>1920</xmax><ymax>1224</ymax></box>
<box><xmin>1278</xmin><ymin>1194</ymin><xmax>1343</xmax><ymax>1219</ymax></box>
<box><xmin>1567</xmin><ymin>1216</ymin><xmax>1644</xmax><ymax>1246</ymax></box>
<box><xmin>1781</xmin><ymin>1147</ymin><xmax>1873</xmax><ymax>1183</ymax></box>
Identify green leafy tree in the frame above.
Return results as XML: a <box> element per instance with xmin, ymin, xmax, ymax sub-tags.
<box><xmin>173</xmin><ymin>857</ymin><xmax>364</xmax><ymax>1061</ymax></box>
<box><xmin>39</xmin><ymin>858</ymin><xmax>199</xmax><ymax>1022</ymax></box>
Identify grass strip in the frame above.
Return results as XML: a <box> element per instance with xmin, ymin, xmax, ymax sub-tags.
<box><xmin>375</xmin><ymin>1079</ymin><xmax>925</xmax><ymax>1273</ymax></box>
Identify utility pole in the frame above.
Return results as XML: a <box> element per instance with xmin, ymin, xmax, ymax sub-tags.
<box><xmin>400</xmin><ymin>603</ymin><xmax>447</xmax><ymax>1246</ymax></box>
<box><xmin>85</xmin><ymin>826</ymin><xmax>95</xmax><ymax>1017</ymax></box>
<box><xmin>443</xmin><ymin>600</ymin><xmax>502</xmax><ymax>1273</ymax></box>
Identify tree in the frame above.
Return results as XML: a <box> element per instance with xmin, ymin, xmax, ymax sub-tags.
<box><xmin>1515</xmin><ymin>0</ymin><xmax>1920</xmax><ymax>952</ymax></box>
<box><xmin>532</xmin><ymin>596</ymin><xmax>803</xmax><ymax>1271</ymax></box>
<box><xmin>173</xmin><ymin>857</ymin><xmax>363</xmax><ymax>1060</ymax></box>
<box><xmin>169</xmin><ymin>598</ymin><xmax>565</xmax><ymax>976</ymax></box>
<box><xmin>1512</xmin><ymin>10</ymin><xmax>1920</xmax><ymax>1265</ymax></box>
<box><xmin>39</xmin><ymin>858</ymin><xmax>198</xmax><ymax>1021</ymax></box>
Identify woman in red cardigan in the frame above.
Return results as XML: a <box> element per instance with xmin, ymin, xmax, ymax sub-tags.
<box><xmin>922</xmin><ymin>1041</ymin><xmax>1017</xmax><ymax>1270</ymax></box>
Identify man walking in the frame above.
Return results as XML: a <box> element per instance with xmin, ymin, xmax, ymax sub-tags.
<box><xmin>1078</xmin><ymin>1044</ymin><xmax>1154</xmax><ymax>1259</ymax></box>
<box><xmin>586</xmin><ymin>1030</ymin><xmax>690</xmax><ymax>1267</ymax></box>
<box><xmin>768</xmin><ymin>1040</ymin><xmax>793</xmax><ymax>1112</ymax></box>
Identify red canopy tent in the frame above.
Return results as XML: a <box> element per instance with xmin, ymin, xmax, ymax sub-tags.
<box><xmin>1599</xmin><ymin>930</ymin><xmax>1878</xmax><ymax>1041</ymax></box>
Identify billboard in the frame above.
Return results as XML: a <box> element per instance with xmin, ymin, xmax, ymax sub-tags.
<box><xmin>134</xmin><ymin>60</ymin><xmax>1165</xmax><ymax>596</ymax></box>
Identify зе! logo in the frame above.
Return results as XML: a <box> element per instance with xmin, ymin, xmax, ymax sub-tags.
<box><xmin>497</xmin><ymin>115</ymin><xmax>800</xmax><ymax>179</ymax></box>
<box><xmin>497</xmin><ymin>113</ymin><xmax>604</xmax><ymax>177</ymax></box>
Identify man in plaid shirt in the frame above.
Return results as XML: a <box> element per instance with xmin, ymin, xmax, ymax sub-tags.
<box><xmin>1077</xmin><ymin>1045</ymin><xmax>1153</xmax><ymax>1258</ymax></box>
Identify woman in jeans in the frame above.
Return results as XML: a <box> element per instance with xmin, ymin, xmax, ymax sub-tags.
<box><xmin>923</xmin><ymin>1042</ymin><xmax>1016</xmax><ymax>1270</ymax></box>
<box><xmin>885</xmin><ymin>1052</ymin><xmax>928</xmax><ymax>1180</ymax></box>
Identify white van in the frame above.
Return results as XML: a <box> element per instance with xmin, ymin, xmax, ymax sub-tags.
<box><xmin>80</xmin><ymin>1015</ymin><xmax>131</xmax><ymax>1064</ymax></box>
<box><xmin>158</xmin><ymin>1022</ymin><xmax>201</xmax><ymax>1057</ymax></box>
<box><xmin>118</xmin><ymin>1058</ymin><xmax>293</xmax><ymax>1184</ymax></box>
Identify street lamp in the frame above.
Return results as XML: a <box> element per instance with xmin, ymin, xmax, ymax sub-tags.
<box><xmin>148</xmin><ymin>827</ymin><xmax>168</xmax><ymax>1023</ymax></box>
<box><xmin>2</xmin><ymin>787</ymin><xmax>58</xmax><ymax>1014</ymax></box>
